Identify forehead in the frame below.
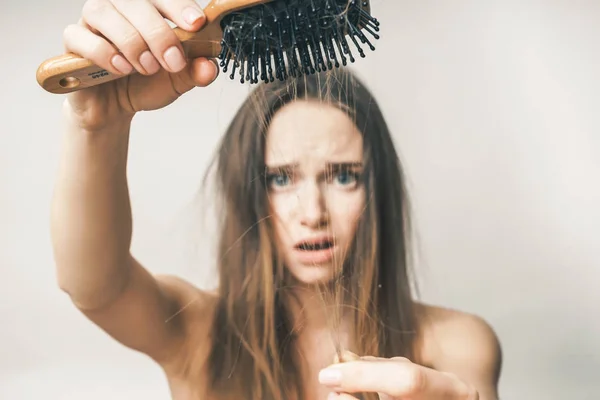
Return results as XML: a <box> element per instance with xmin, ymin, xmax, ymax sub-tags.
<box><xmin>265</xmin><ymin>100</ymin><xmax>363</xmax><ymax>166</ymax></box>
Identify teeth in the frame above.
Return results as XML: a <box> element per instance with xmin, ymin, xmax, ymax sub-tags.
<box><xmin>299</xmin><ymin>241</ymin><xmax>332</xmax><ymax>251</ymax></box>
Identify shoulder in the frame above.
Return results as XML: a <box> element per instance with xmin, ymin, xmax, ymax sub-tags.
<box><xmin>155</xmin><ymin>273</ymin><xmax>218</xmax><ymax>308</ymax></box>
<box><xmin>154</xmin><ymin>274</ymin><xmax>219</xmax><ymax>370</ymax></box>
<box><xmin>155</xmin><ymin>273</ymin><xmax>220</xmax><ymax>332</ymax></box>
<box><xmin>415</xmin><ymin>303</ymin><xmax>502</xmax><ymax>399</ymax></box>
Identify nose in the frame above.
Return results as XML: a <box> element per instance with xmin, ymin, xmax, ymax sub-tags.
<box><xmin>298</xmin><ymin>182</ymin><xmax>328</xmax><ymax>229</ymax></box>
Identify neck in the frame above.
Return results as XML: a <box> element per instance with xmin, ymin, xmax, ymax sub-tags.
<box><xmin>284</xmin><ymin>283</ymin><xmax>347</xmax><ymax>334</ymax></box>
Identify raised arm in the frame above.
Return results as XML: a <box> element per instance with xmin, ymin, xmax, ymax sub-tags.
<box><xmin>51</xmin><ymin>116</ymin><xmax>185</xmax><ymax>363</ymax></box>
<box><xmin>49</xmin><ymin>0</ymin><xmax>219</xmax><ymax>365</ymax></box>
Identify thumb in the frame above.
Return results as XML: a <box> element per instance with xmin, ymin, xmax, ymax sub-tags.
<box><xmin>171</xmin><ymin>57</ymin><xmax>219</xmax><ymax>94</ymax></box>
<box><xmin>330</xmin><ymin>352</ymin><xmax>389</xmax><ymax>400</ymax></box>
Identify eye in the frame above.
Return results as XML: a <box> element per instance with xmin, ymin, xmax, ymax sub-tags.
<box><xmin>335</xmin><ymin>170</ymin><xmax>356</xmax><ymax>185</ymax></box>
<box><xmin>331</xmin><ymin>169</ymin><xmax>360</xmax><ymax>188</ymax></box>
<box><xmin>266</xmin><ymin>172</ymin><xmax>292</xmax><ymax>189</ymax></box>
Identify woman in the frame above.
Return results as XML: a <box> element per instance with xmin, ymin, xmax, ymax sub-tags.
<box><xmin>52</xmin><ymin>0</ymin><xmax>502</xmax><ymax>399</ymax></box>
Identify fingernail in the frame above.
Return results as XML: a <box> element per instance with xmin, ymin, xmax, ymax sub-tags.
<box><xmin>209</xmin><ymin>58</ymin><xmax>220</xmax><ymax>80</ymax></box>
<box><xmin>139</xmin><ymin>51</ymin><xmax>160</xmax><ymax>75</ymax></box>
<box><xmin>164</xmin><ymin>46</ymin><xmax>187</xmax><ymax>72</ymax></box>
<box><xmin>328</xmin><ymin>393</ymin><xmax>339</xmax><ymax>399</ymax></box>
<box><xmin>111</xmin><ymin>54</ymin><xmax>133</xmax><ymax>75</ymax></box>
<box><xmin>183</xmin><ymin>7</ymin><xmax>204</xmax><ymax>25</ymax></box>
<box><xmin>319</xmin><ymin>368</ymin><xmax>342</xmax><ymax>385</ymax></box>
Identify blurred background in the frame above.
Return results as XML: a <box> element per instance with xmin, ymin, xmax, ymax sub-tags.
<box><xmin>1</xmin><ymin>0</ymin><xmax>599</xmax><ymax>399</ymax></box>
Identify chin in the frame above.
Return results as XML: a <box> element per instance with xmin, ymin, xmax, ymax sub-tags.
<box><xmin>287</xmin><ymin>263</ymin><xmax>338</xmax><ymax>286</ymax></box>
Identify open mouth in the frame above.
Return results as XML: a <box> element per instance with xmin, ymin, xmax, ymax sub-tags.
<box><xmin>295</xmin><ymin>239</ymin><xmax>335</xmax><ymax>251</ymax></box>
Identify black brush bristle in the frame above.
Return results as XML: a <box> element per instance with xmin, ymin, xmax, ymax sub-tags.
<box><xmin>217</xmin><ymin>0</ymin><xmax>380</xmax><ymax>84</ymax></box>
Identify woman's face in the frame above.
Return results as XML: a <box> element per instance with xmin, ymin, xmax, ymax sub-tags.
<box><xmin>265</xmin><ymin>100</ymin><xmax>366</xmax><ymax>285</ymax></box>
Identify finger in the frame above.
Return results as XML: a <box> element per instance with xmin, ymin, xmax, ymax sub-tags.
<box><xmin>63</xmin><ymin>23</ymin><xmax>133</xmax><ymax>76</ymax></box>
<box><xmin>77</xmin><ymin>18</ymin><xmax>100</xmax><ymax>36</ymax></box>
<box><xmin>82</xmin><ymin>0</ymin><xmax>157</xmax><ymax>75</ymax></box>
<box><xmin>151</xmin><ymin>0</ymin><xmax>206</xmax><ymax>31</ymax></box>
<box><xmin>170</xmin><ymin>57</ymin><xmax>219</xmax><ymax>93</ymax></box>
<box><xmin>319</xmin><ymin>360</ymin><xmax>477</xmax><ymax>399</ymax></box>
<box><xmin>110</xmin><ymin>0</ymin><xmax>188</xmax><ymax>74</ymax></box>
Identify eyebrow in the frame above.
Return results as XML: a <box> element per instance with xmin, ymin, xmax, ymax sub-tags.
<box><xmin>264</xmin><ymin>162</ymin><xmax>363</xmax><ymax>174</ymax></box>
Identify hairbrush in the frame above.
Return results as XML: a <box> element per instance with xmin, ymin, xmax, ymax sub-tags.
<box><xmin>35</xmin><ymin>0</ymin><xmax>380</xmax><ymax>94</ymax></box>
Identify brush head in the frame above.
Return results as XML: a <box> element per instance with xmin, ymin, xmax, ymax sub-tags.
<box><xmin>217</xmin><ymin>0</ymin><xmax>380</xmax><ymax>84</ymax></box>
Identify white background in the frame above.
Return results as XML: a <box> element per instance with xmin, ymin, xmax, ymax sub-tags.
<box><xmin>1</xmin><ymin>0</ymin><xmax>599</xmax><ymax>399</ymax></box>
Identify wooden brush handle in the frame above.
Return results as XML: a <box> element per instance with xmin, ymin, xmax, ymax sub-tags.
<box><xmin>36</xmin><ymin>54</ymin><xmax>118</xmax><ymax>95</ymax></box>
<box><xmin>35</xmin><ymin>26</ymin><xmax>222</xmax><ymax>95</ymax></box>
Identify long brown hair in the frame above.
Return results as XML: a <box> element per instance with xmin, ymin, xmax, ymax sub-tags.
<box><xmin>201</xmin><ymin>67</ymin><xmax>421</xmax><ymax>400</ymax></box>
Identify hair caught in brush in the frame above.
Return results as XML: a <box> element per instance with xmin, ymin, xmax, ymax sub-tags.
<box><xmin>194</xmin><ymin>67</ymin><xmax>422</xmax><ymax>400</ymax></box>
<box><xmin>218</xmin><ymin>0</ymin><xmax>381</xmax><ymax>84</ymax></box>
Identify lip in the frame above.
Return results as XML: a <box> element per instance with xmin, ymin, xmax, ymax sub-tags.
<box><xmin>293</xmin><ymin>236</ymin><xmax>336</xmax><ymax>264</ymax></box>
<box><xmin>293</xmin><ymin>245</ymin><xmax>337</xmax><ymax>264</ymax></box>
<box><xmin>294</xmin><ymin>235</ymin><xmax>335</xmax><ymax>248</ymax></box>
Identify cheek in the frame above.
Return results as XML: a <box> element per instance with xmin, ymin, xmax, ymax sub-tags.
<box><xmin>327</xmin><ymin>189</ymin><xmax>365</xmax><ymax>235</ymax></box>
<box><xmin>269</xmin><ymin>193</ymin><xmax>297</xmax><ymax>242</ymax></box>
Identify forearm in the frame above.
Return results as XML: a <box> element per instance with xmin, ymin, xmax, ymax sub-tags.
<box><xmin>51</xmin><ymin>112</ymin><xmax>135</xmax><ymax>309</ymax></box>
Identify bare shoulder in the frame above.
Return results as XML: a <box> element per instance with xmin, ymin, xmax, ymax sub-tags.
<box><xmin>155</xmin><ymin>273</ymin><xmax>220</xmax><ymax>342</ymax></box>
<box><xmin>153</xmin><ymin>275</ymin><xmax>223</xmax><ymax>387</ymax></box>
<box><xmin>154</xmin><ymin>273</ymin><xmax>218</xmax><ymax>314</ymax></box>
<box><xmin>153</xmin><ymin>274</ymin><xmax>220</xmax><ymax>363</ymax></box>
<box><xmin>78</xmin><ymin>260</ymin><xmax>219</xmax><ymax>373</ymax></box>
<box><xmin>415</xmin><ymin>302</ymin><xmax>502</xmax><ymax>399</ymax></box>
